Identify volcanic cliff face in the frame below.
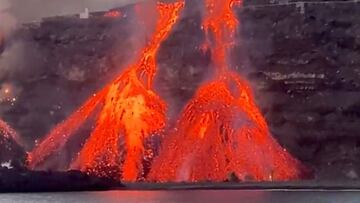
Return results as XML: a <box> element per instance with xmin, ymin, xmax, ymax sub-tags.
<box><xmin>1</xmin><ymin>1</ymin><xmax>360</xmax><ymax>180</ymax></box>
<box><xmin>0</xmin><ymin>133</ymin><xmax>24</xmax><ymax>168</ymax></box>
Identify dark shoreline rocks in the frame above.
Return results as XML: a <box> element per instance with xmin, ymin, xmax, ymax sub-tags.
<box><xmin>0</xmin><ymin>168</ymin><xmax>123</xmax><ymax>193</ymax></box>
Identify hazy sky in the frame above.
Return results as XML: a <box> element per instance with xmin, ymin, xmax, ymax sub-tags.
<box><xmin>7</xmin><ymin>0</ymin><xmax>142</xmax><ymax>22</ymax></box>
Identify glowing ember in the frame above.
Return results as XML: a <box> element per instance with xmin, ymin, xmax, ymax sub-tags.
<box><xmin>27</xmin><ymin>1</ymin><xmax>184</xmax><ymax>182</ymax></box>
<box><xmin>0</xmin><ymin>119</ymin><xmax>24</xmax><ymax>148</ymax></box>
<box><xmin>28</xmin><ymin>0</ymin><xmax>308</xmax><ymax>182</ymax></box>
<box><xmin>148</xmin><ymin>0</ymin><xmax>308</xmax><ymax>182</ymax></box>
<box><xmin>201</xmin><ymin>0</ymin><xmax>241</xmax><ymax>71</ymax></box>
<box><xmin>104</xmin><ymin>10</ymin><xmax>122</xmax><ymax>18</ymax></box>
<box><xmin>148</xmin><ymin>74</ymin><xmax>308</xmax><ymax>182</ymax></box>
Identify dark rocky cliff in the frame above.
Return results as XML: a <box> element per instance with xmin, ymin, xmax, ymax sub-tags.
<box><xmin>1</xmin><ymin>1</ymin><xmax>360</xmax><ymax>180</ymax></box>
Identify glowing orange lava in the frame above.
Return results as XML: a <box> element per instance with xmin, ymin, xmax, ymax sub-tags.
<box><xmin>104</xmin><ymin>10</ymin><xmax>122</xmax><ymax>18</ymax></box>
<box><xmin>148</xmin><ymin>0</ymin><xmax>308</xmax><ymax>182</ymax></box>
<box><xmin>148</xmin><ymin>74</ymin><xmax>308</xmax><ymax>181</ymax></box>
<box><xmin>202</xmin><ymin>0</ymin><xmax>240</xmax><ymax>71</ymax></box>
<box><xmin>28</xmin><ymin>0</ymin><xmax>308</xmax><ymax>182</ymax></box>
<box><xmin>27</xmin><ymin>90</ymin><xmax>106</xmax><ymax>169</ymax></box>
<box><xmin>28</xmin><ymin>1</ymin><xmax>184</xmax><ymax>182</ymax></box>
<box><xmin>0</xmin><ymin>119</ymin><xmax>24</xmax><ymax>148</ymax></box>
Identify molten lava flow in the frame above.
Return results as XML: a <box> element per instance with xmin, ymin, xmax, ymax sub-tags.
<box><xmin>0</xmin><ymin>119</ymin><xmax>24</xmax><ymax>148</ymax></box>
<box><xmin>70</xmin><ymin>69</ymin><xmax>167</xmax><ymax>181</ymax></box>
<box><xmin>201</xmin><ymin>0</ymin><xmax>240</xmax><ymax>71</ymax></box>
<box><xmin>72</xmin><ymin>2</ymin><xmax>184</xmax><ymax>181</ymax></box>
<box><xmin>148</xmin><ymin>74</ymin><xmax>308</xmax><ymax>181</ymax></box>
<box><xmin>104</xmin><ymin>10</ymin><xmax>122</xmax><ymax>18</ymax></box>
<box><xmin>27</xmin><ymin>90</ymin><xmax>106</xmax><ymax>169</ymax></box>
<box><xmin>28</xmin><ymin>1</ymin><xmax>184</xmax><ymax>182</ymax></box>
<box><xmin>148</xmin><ymin>0</ymin><xmax>308</xmax><ymax>182</ymax></box>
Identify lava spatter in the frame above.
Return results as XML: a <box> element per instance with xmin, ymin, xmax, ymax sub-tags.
<box><xmin>148</xmin><ymin>0</ymin><xmax>308</xmax><ymax>182</ymax></box>
<box><xmin>0</xmin><ymin>119</ymin><xmax>24</xmax><ymax>148</ymax></box>
<box><xmin>27</xmin><ymin>1</ymin><xmax>184</xmax><ymax>182</ymax></box>
<box><xmin>148</xmin><ymin>74</ymin><xmax>308</xmax><ymax>182</ymax></box>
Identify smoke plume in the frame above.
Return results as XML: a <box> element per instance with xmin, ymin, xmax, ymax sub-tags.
<box><xmin>9</xmin><ymin>0</ymin><xmax>144</xmax><ymax>22</ymax></box>
<box><xmin>0</xmin><ymin>0</ymin><xmax>20</xmax><ymax>102</ymax></box>
<box><xmin>0</xmin><ymin>0</ymin><xmax>16</xmax><ymax>36</ymax></box>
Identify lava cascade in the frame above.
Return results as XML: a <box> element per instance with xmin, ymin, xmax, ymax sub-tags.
<box><xmin>0</xmin><ymin>119</ymin><xmax>24</xmax><ymax>148</ymax></box>
<box><xmin>148</xmin><ymin>0</ymin><xmax>308</xmax><ymax>182</ymax></box>
<box><xmin>27</xmin><ymin>1</ymin><xmax>184</xmax><ymax>182</ymax></box>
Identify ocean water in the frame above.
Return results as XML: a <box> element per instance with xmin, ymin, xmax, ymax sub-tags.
<box><xmin>0</xmin><ymin>190</ymin><xmax>359</xmax><ymax>203</ymax></box>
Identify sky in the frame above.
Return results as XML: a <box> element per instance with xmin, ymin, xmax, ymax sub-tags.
<box><xmin>7</xmin><ymin>0</ymin><xmax>142</xmax><ymax>22</ymax></box>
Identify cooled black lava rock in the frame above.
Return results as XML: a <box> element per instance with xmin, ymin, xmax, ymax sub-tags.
<box><xmin>0</xmin><ymin>168</ymin><xmax>123</xmax><ymax>192</ymax></box>
<box><xmin>0</xmin><ymin>132</ymin><xmax>26</xmax><ymax>169</ymax></box>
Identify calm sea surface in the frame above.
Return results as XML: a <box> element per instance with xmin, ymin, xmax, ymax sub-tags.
<box><xmin>0</xmin><ymin>190</ymin><xmax>359</xmax><ymax>203</ymax></box>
